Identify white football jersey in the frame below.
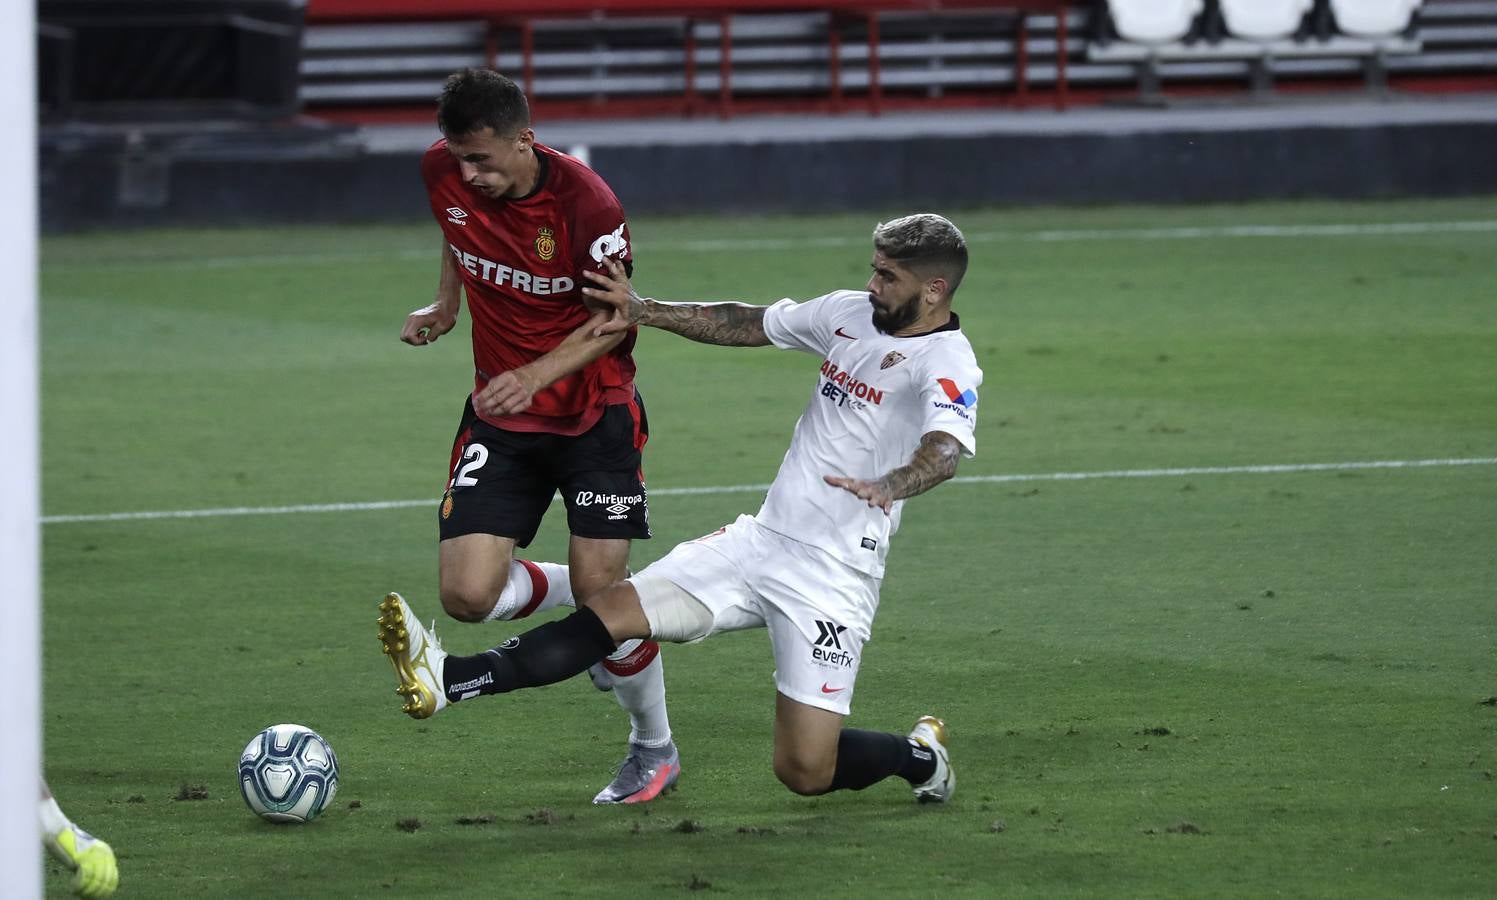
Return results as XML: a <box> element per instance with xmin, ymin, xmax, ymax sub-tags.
<box><xmin>757</xmin><ymin>289</ymin><xmax>983</xmax><ymax>578</ymax></box>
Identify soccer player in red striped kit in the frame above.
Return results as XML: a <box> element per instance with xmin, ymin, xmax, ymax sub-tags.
<box><xmin>380</xmin><ymin>68</ymin><xmax>678</xmax><ymax>804</ymax></box>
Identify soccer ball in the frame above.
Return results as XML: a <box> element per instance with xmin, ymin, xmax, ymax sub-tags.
<box><xmin>238</xmin><ymin>724</ymin><xmax>339</xmax><ymax>823</ymax></box>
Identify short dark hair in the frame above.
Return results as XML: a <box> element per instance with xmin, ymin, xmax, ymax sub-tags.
<box><xmin>437</xmin><ymin>68</ymin><xmax>531</xmax><ymax>139</ymax></box>
<box><xmin>872</xmin><ymin>213</ymin><xmax>969</xmax><ymax>299</ymax></box>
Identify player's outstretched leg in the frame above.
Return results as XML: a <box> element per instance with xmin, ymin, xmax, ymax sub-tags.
<box><xmin>381</xmin><ymin>596</ymin><xmax>625</xmax><ymax>713</ymax></box>
<box><xmin>378</xmin><ymin>592</ymin><xmax>450</xmax><ymax>719</ymax></box>
<box><xmin>41</xmin><ymin>788</ymin><xmax>119</xmax><ymax>899</ymax></box>
<box><xmin>908</xmin><ymin>715</ymin><xmax>955</xmax><ymax>803</ymax></box>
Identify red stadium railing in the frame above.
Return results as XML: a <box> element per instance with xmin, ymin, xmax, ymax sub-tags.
<box><xmin>303</xmin><ymin>0</ymin><xmax>1074</xmax><ymax>116</ymax></box>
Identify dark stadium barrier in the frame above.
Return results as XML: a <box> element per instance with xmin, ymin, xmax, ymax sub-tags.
<box><xmin>38</xmin><ymin>0</ymin><xmax>306</xmax><ymax>121</ymax></box>
<box><xmin>37</xmin><ymin>115</ymin><xmax>1497</xmax><ymax>231</ymax></box>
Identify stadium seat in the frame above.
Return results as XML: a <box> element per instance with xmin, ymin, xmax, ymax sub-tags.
<box><xmin>1330</xmin><ymin>0</ymin><xmax>1422</xmax><ymax>38</ymax></box>
<box><xmin>1219</xmin><ymin>0</ymin><xmax>1314</xmax><ymax>41</ymax></box>
<box><xmin>1106</xmin><ymin>0</ymin><xmax>1204</xmax><ymax>45</ymax></box>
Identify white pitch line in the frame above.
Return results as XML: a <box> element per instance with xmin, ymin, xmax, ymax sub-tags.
<box><xmin>681</xmin><ymin>219</ymin><xmax>1497</xmax><ymax>252</ymax></box>
<box><xmin>39</xmin><ymin>456</ymin><xmax>1497</xmax><ymax>525</ymax></box>
<box><xmin>953</xmin><ymin>456</ymin><xmax>1497</xmax><ymax>484</ymax></box>
<box><xmin>45</xmin><ymin>220</ymin><xmax>1497</xmax><ymax>271</ymax></box>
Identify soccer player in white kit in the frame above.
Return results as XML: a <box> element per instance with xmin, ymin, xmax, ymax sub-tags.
<box><xmin>379</xmin><ymin>213</ymin><xmax>981</xmax><ymax>801</ymax></box>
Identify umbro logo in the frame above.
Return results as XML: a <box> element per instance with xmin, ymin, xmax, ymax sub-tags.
<box><xmin>813</xmin><ymin>620</ymin><xmax>847</xmax><ymax>649</ymax></box>
<box><xmin>446</xmin><ymin>206</ymin><xmax>469</xmax><ymax>226</ymax></box>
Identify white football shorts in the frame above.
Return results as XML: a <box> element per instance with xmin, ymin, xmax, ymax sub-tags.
<box><xmin>631</xmin><ymin>513</ymin><xmax>879</xmax><ymax>715</ymax></box>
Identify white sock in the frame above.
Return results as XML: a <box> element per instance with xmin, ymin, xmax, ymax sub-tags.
<box><xmin>482</xmin><ymin>560</ymin><xmax>574</xmax><ymax>622</ymax></box>
<box><xmin>39</xmin><ymin>795</ymin><xmax>70</xmax><ymax>838</ymax></box>
<box><xmin>604</xmin><ymin>641</ymin><xmax>672</xmax><ymax>748</ymax></box>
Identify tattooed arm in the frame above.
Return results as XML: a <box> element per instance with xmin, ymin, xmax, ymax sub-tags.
<box><xmin>824</xmin><ymin>432</ymin><xmax>964</xmax><ymax>514</ymax></box>
<box><xmin>583</xmin><ymin>256</ymin><xmax>771</xmax><ymax>347</ymax></box>
<box><xmin>632</xmin><ymin>298</ymin><xmax>770</xmax><ymax>347</ymax></box>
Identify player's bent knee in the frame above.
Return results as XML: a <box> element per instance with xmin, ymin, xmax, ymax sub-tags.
<box><xmin>773</xmin><ymin>757</ymin><xmax>834</xmax><ymax>796</ymax></box>
<box><xmin>631</xmin><ymin>575</ymin><xmax>714</xmax><ymax>642</ymax></box>
<box><xmin>438</xmin><ymin>581</ymin><xmax>501</xmax><ymax>623</ymax></box>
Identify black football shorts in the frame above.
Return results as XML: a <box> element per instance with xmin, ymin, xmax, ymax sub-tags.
<box><xmin>437</xmin><ymin>393</ymin><xmax>651</xmax><ymax>547</ymax></box>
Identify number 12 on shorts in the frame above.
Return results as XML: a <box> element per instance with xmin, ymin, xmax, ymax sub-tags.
<box><xmin>452</xmin><ymin>443</ymin><xmax>489</xmax><ymax>488</ymax></box>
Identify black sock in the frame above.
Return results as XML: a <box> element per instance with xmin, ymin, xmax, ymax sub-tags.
<box><xmin>825</xmin><ymin>728</ymin><xmax>937</xmax><ymax>793</ymax></box>
<box><xmin>440</xmin><ymin>607</ymin><xmax>618</xmax><ymax>703</ymax></box>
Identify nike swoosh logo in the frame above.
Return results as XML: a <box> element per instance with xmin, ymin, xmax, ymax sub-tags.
<box><xmin>834</xmin><ymin>327</ymin><xmax>857</xmax><ymax>340</ymax></box>
<box><xmin>820</xmin><ymin>683</ymin><xmax>847</xmax><ymax>694</ymax></box>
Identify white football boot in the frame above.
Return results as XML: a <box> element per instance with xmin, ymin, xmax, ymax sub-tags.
<box><xmin>909</xmin><ymin>715</ymin><xmax>954</xmax><ymax>804</ymax></box>
<box><xmin>378</xmin><ymin>592</ymin><xmax>449</xmax><ymax>719</ymax></box>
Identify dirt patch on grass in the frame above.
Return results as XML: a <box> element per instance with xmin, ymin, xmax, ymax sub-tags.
<box><xmin>1143</xmin><ymin>821</ymin><xmax>1206</xmax><ymax>836</ymax></box>
<box><xmin>173</xmin><ymin>784</ymin><xmax>209</xmax><ymax>801</ymax></box>
<box><xmin>456</xmin><ymin>814</ymin><xmax>496</xmax><ymax>825</ymax></box>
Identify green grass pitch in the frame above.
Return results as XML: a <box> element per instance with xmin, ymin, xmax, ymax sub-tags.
<box><xmin>39</xmin><ymin>197</ymin><xmax>1497</xmax><ymax>897</ymax></box>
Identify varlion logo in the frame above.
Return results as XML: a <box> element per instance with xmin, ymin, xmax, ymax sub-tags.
<box><xmin>937</xmin><ymin>378</ymin><xmax>977</xmax><ymax>407</ymax></box>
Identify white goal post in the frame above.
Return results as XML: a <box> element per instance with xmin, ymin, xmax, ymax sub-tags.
<box><xmin>0</xmin><ymin>0</ymin><xmax>42</xmax><ymax>895</ymax></box>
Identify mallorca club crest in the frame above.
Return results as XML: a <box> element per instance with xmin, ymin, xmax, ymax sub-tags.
<box><xmin>880</xmin><ymin>350</ymin><xmax>907</xmax><ymax>370</ymax></box>
<box><xmin>440</xmin><ymin>491</ymin><xmax>454</xmax><ymax>520</ymax></box>
<box><xmin>535</xmin><ymin>226</ymin><xmax>556</xmax><ymax>261</ymax></box>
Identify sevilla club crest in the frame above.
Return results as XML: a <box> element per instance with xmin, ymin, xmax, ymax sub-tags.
<box><xmin>880</xmin><ymin>351</ymin><xmax>906</xmax><ymax>370</ymax></box>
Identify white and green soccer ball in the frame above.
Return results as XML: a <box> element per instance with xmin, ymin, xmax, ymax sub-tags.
<box><xmin>238</xmin><ymin>724</ymin><xmax>339</xmax><ymax>823</ymax></box>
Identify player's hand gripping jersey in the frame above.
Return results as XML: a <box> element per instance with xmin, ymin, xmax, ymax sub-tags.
<box><xmin>759</xmin><ymin>290</ymin><xmax>984</xmax><ymax>578</ymax></box>
<box><xmin>422</xmin><ymin>140</ymin><xmax>637</xmax><ymax>435</ymax></box>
